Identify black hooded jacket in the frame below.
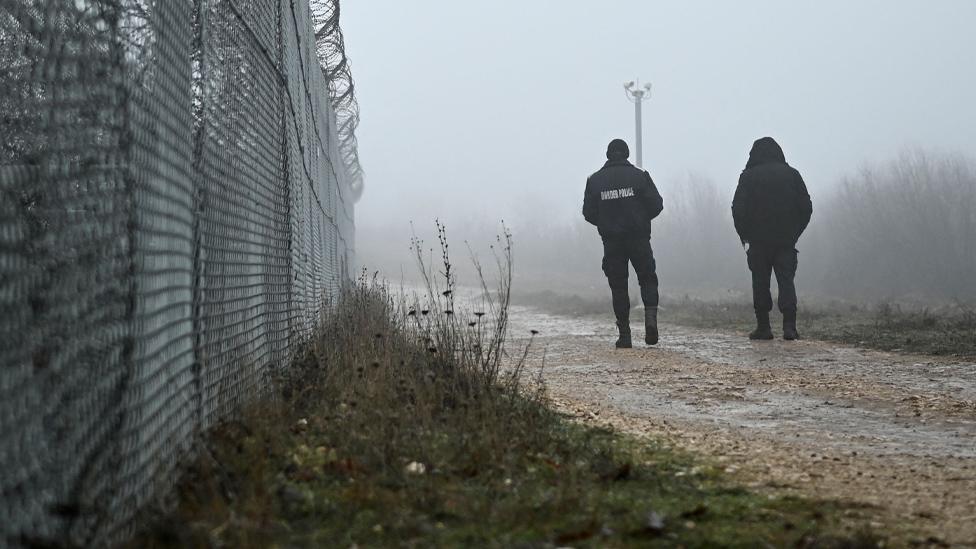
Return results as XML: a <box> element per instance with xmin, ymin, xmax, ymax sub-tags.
<box><xmin>732</xmin><ymin>138</ymin><xmax>812</xmax><ymax>247</ymax></box>
<box><xmin>583</xmin><ymin>159</ymin><xmax>663</xmax><ymax>239</ymax></box>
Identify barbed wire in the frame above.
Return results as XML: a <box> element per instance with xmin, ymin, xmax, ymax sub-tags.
<box><xmin>310</xmin><ymin>0</ymin><xmax>363</xmax><ymax>201</ymax></box>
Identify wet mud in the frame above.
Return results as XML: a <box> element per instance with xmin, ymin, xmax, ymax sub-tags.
<box><xmin>510</xmin><ymin>306</ymin><xmax>976</xmax><ymax>546</ymax></box>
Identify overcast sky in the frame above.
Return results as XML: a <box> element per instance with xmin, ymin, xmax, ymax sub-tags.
<box><xmin>342</xmin><ymin>1</ymin><xmax>976</xmax><ymax>231</ymax></box>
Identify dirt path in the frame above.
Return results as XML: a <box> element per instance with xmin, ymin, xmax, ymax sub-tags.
<box><xmin>509</xmin><ymin>306</ymin><xmax>976</xmax><ymax>547</ymax></box>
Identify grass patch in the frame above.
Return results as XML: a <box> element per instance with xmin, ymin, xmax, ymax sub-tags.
<box><xmin>512</xmin><ymin>289</ymin><xmax>609</xmax><ymax>317</ymax></box>
<box><xmin>130</xmin><ymin>232</ymin><xmax>886</xmax><ymax>548</ymax></box>
<box><xmin>663</xmin><ymin>298</ymin><xmax>976</xmax><ymax>358</ymax></box>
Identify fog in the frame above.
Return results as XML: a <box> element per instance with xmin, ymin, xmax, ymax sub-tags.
<box><xmin>343</xmin><ymin>1</ymin><xmax>976</xmax><ymax>302</ymax></box>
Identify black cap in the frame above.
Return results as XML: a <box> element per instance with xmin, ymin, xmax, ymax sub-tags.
<box><xmin>607</xmin><ymin>139</ymin><xmax>629</xmax><ymax>160</ymax></box>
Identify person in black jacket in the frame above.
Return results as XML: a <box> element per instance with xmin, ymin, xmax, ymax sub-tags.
<box><xmin>583</xmin><ymin>139</ymin><xmax>664</xmax><ymax>348</ymax></box>
<box><xmin>732</xmin><ymin>137</ymin><xmax>812</xmax><ymax>340</ymax></box>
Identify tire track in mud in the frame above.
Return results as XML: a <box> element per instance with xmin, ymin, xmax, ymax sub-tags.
<box><xmin>509</xmin><ymin>306</ymin><xmax>976</xmax><ymax>546</ymax></box>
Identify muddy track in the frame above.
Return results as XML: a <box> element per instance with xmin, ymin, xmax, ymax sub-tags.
<box><xmin>509</xmin><ymin>306</ymin><xmax>976</xmax><ymax>547</ymax></box>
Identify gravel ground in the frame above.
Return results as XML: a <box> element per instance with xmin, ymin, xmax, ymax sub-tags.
<box><xmin>509</xmin><ymin>306</ymin><xmax>976</xmax><ymax>547</ymax></box>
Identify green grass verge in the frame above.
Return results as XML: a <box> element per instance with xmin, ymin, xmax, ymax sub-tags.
<box><xmin>131</xmin><ymin>407</ymin><xmax>883</xmax><ymax>548</ymax></box>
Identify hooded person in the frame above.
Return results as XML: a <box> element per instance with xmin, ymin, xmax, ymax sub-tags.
<box><xmin>583</xmin><ymin>139</ymin><xmax>664</xmax><ymax>348</ymax></box>
<box><xmin>732</xmin><ymin>137</ymin><xmax>813</xmax><ymax>340</ymax></box>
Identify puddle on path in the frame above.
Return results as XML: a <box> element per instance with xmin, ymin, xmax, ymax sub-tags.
<box><xmin>607</xmin><ymin>385</ymin><xmax>976</xmax><ymax>459</ymax></box>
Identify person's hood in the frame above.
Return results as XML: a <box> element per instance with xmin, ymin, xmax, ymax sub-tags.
<box><xmin>745</xmin><ymin>137</ymin><xmax>786</xmax><ymax>170</ymax></box>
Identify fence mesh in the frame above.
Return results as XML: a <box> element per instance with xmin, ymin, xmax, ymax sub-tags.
<box><xmin>0</xmin><ymin>0</ymin><xmax>361</xmax><ymax>546</ymax></box>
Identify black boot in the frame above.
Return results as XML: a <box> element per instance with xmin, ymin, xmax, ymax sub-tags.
<box><xmin>611</xmin><ymin>288</ymin><xmax>632</xmax><ymax>349</ymax></box>
<box><xmin>749</xmin><ymin>311</ymin><xmax>774</xmax><ymax>340</ymax></box>
<box><xmin>783</xmin><ymin>310</ymin><xmax>799</xmax><ymax>340</ymax></box>
<box><xmin>644</xmin><ymin>307</ymin><xmax>658</xmax><ymax>345</ymax></box>
<box><xmin>615</xmin><ymin>321</ymin><xmax>632</xmax><ymax>348</ymax></box>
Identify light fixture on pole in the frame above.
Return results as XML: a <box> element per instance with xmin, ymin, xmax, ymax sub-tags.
<box><xmin>623</xmin><ymin>79</ymin><xmax>653</xmax><ymax>168</ymax></box>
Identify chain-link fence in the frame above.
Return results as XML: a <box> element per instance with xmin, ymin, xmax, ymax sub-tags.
<box><xmin>0</xmin><ymin>0</ymin><xmax>360</xmax><ymax>546</ymax></box>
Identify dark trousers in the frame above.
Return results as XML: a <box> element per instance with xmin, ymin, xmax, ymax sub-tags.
<box><xmin>747</xmin><ymin>244</ymin><xmax>798</xmax><ymax>314</ymax></box>
<box><xmin>602</xmin><ymin>237</ymin><xmax>659</xmax><ymax>323</ymax></box>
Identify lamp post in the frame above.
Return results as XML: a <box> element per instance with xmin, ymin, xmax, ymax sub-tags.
<box><xmin>623</xmin><ymin>80</ymin><xmax>653</xmax><ymax>168</ymax></box>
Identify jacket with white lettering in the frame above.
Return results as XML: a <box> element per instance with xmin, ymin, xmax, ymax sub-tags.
<box><xmin>583</xmin><ymin>159</ymin><xmax>664</xmax><ymax>239</ymax></box>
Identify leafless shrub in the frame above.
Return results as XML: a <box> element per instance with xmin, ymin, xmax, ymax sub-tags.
<box><xmin>812</xmin><ymin>150</ymin><xmax>975</xmax><ymax>301</ymax></box>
